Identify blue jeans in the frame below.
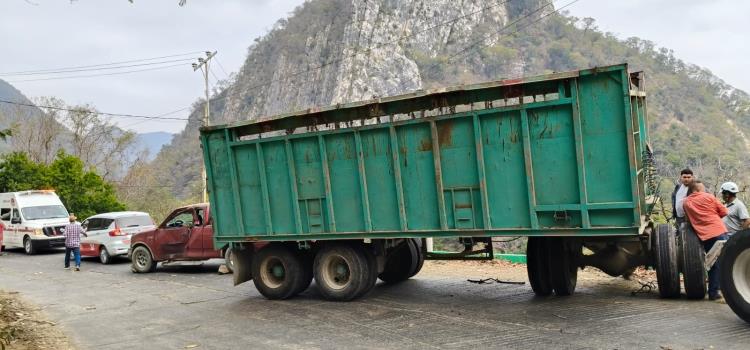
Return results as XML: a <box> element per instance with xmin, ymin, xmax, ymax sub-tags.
<box><xmin>65</xmin><ymin>247</ymin><xmax>81</xmax><ymax>268</ymax></box>
<box><xmin>703</xmin><ymin>233</ymin><xmax>728</xmax><ymax>297</ymax></box>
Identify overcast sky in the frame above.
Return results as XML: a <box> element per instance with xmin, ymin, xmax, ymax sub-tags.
<box><xmin>1</xmin><ymin>0</ymin><xmax>747</xmax><ymax>134</ymax></box>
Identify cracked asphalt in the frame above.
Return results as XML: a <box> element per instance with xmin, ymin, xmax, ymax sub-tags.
<box><xmin>1</xmin><ymin>248</ymin><xmax>748</xmax><ymax>349</ymax></box>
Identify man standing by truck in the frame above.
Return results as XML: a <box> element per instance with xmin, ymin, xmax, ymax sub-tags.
<box><xmin>63</xmin><ymin>214</ymin><xmax>86</xmax><ymax>271</ymax></box>
<box><xmin>683</xmin><ymin>181</ymin><xmax>729</xmax><ymax>301</ymax></box>
<box><xmin>720</xmin><ymin>181</ymin><xmax>750</xmax><ymax>235</ymax></box>
<box><xmin>672</xmin><ymin>169</ymin><xmax>694</xmax><ymax>229</ymax></box>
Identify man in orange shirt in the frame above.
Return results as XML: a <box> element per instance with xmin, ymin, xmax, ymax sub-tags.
<box><xmin>682</xmin><ymin>180</ymin><xmax>729</xmax><ymax>300</ymax></box>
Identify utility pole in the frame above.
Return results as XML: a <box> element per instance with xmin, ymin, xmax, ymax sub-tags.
<box><xmin>192</xmin><ymin>50</ymin><xmax>217</xmax><ymax>203</ymax></box>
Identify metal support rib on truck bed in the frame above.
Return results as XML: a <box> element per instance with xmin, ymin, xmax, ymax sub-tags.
<box><xmin>202</xmin><ymin>64</ymin><xmax>650</xmax><ymax>244</ymax></box>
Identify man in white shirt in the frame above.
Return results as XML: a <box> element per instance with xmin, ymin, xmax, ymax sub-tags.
<box><xmin>671</xmin><ymin>169</ymin><xmax>694</xmax><ymax>229</ymax></box>
<box><xmin>720</xmin><ymin>181</ymin><xmax>750</xmax><ymax>235</ymax></box>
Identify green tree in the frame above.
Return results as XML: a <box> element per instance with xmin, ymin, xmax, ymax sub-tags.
<box><xmin>0</xmin><ymin>152</ymin><xmax>125</xmax><ymax>219</ymax></box>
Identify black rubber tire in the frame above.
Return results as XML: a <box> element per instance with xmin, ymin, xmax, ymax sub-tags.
<box><xmin>353</xmin><ymin>244</ymin><xmax>378</xmax><ymax>299</ymax></box>
<box><xmin>379</xmin><ymin>240</ymin><xmax>418</xmax><ymax>283</ymax></box>
<box><xmin>681</xmin><ymin>224</ymin><xmax>708</xmax><ymax>299</ymax></box>
<box><xmin>313</xmin><ymin>243</ymin><xmax>372</xmax><ymax>301</ymax></box>
<box><xmin>251</xmin><ymin>244</ymin><xmax>305</xmax><ymax>300</ymax></box>
<box><xmin>224</xmin><ymin>248</ymin><xmax>234</xmax><ymax>273</ymax></box>
<box><xmin>653</xmin><ymin>224</ymin><xmax>681</xmax><ymax>298</ymax></box>
<box><xmin>547</xmin><ymin>237</ymin><xmax>578</xmax><ymax>296</ymax></box>
<box><xmin>131</xmin><ymin>246</ymin><xmax>157</xmax><ymax>273</ymax></box>
<box><xmin>23</xmin><ymin>236</ymin><xmax>36</xmax><ymax>255</ymax></box>
<box><xmin>408</xmin><ymin>238</ymin><xmax>425</xmax><ymax>278</ymax></box>
<box><xmin>99</xmin><ymin>247</ymin><xmax>111</xmax><ymax>264</ymax></box>
<box><xmin>294</xmin><ymin>251</ymin><xmax>314</xmax><ymax>295</ymax></box>
<box><xmin>527</xmin><ymin>237</ymin><xmax>553</xmax><ymax>296</ymax></box>
<box><xmin>719</xmin><ymin>229</ymin><xmax>750</xmax><ymax>323</ymax></box>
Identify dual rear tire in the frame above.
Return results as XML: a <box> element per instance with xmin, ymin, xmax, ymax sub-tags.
<box><xmin>526</xmin><ymin>237</ymin><xmax>580</xmax><ymax>296</ymax></box>
<box><xmin>251</xmin><ymin>242</ymin><xmax>377</xmax><ymax>301</ymax></box>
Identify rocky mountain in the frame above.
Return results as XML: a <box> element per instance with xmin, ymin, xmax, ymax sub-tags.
<box><xmin>139</xmin><ymin>0</ymin><xmax>750</xmax><ymax>207</ymax></box>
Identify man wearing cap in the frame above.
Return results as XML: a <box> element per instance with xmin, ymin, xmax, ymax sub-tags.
<box><xmin>63</xmin><ymin>214</ymin><xmax>86</xmax><ymax>271</ymax></box>
<box><xmin>720</xmin><ymin>181</ymin><xmax>750</xmax><ymax>235</ymax></box>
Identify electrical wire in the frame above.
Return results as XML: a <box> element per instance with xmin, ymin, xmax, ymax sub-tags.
<box><xmin>0</xmin><ymin>58</ymin><xmax>196</xmax><ymax>77</ymax></box>
<box><xmin>0</xmin><ymin>99</ymin><xmax>189</xmax><ymax>121</ymax></box>
<box><xmin>0</xmin><ymin>51</ymin><xmax>203</xmax><ymax>76</ymax></box>
<box><xmin>8</xmin><ymin>63</ymin><xmax>188</xmax><ymax>83</ymax></box>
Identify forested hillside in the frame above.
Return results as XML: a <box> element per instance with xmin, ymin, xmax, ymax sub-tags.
<box><xmin>134</xmin><ymin>0</ymin><xmax>750</xmax><ymax>219</ymax></box>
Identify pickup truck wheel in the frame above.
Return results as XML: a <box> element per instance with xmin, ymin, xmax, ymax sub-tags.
<box><xmin>131</xmin><ymin>246</ymin><xmax>157</xmax><ymax>273</ymax></box>
<box><xmin>224</xmin><ymin>248</ymin><xmax>235</xmax><ymax>273</ymax></box>
<box><xmin>680</xmin><ymin>224</ymin><xmax>708</xmax><ymax>299</ymax></box>
<box><xmin>407</xmin><ymin>238</ymin><xmax>425</xmax><ymax>278</ymax></box>
<box><xmin>378</xmin><ymin>239</ymin><xmax>418</xmax><ymax>284</ymax></box>
<box><xmin>99</xmin><ymin>247</ymin><xmax>111</xmax><ymax>264</ymax></box>
<box><xmin>251</xmin><ymin>245</ymin><xmax>304</xmax><ymax>300</ymax></box>
<box><xmin>548</xmin><ymin>237</ymin><xmax>579</xmax><ymax>296</ymax></box>
<box><xmin>23</xmin><ymin>236</ymin><xmax>36</xmax><ymax>255</ymax></box>
<box><xmin>527</xmin><ymin>237</ymin><xmax>553</xmax><ymax>296</ymax></box>
<box><xmin>314</xmin><ymin>243</ymin><xmax>372</xmax><ymax>301</ymax></box>
<box><xmin>653</xmin><ymin>224</ymin><xmax>680</xmax><ymax>298</ymax></box>
<box><xmin>720</xmin><ymin>229</ymin><xmax>750</xmax><ymax>323</ymax></box>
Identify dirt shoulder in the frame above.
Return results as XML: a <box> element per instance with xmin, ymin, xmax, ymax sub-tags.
<box><xmin>0</xmin><ymin>290</ymin><xmax>75</xmax><ymax>350</ymax></box>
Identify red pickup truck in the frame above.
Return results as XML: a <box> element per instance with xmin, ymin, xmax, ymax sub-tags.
<box><xmin>128</xmin><ymin>203</ymin><xmax>233</xmax><ymax>273</ymax></box>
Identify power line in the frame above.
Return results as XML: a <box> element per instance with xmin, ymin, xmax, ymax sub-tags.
<box><xmin>0</xmin><ymin>99</ymin><xmax>190</xmax><ymax>121</ymax></box>
<box><xmin>0</xmin><ymin>51</ymin><xmax>203</xmax><ymax>75</ymax></box>
<box><xmin>214</xmin><ymin>57</ymin><xmax>230</xmax><ymax>77</ymax></box>
<box><xmin>8</xmin><ymin>63</ymin><xmax>188</xmax><ymax>83</ymax></box>
<box><xmin>0</xmin><ymin>58</ymin><xmax>196</xmax><ymax>77</ymax></box>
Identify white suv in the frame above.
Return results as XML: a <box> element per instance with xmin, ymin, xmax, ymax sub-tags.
<box><xmin>80</xmin><ymin>212</ymin><xmax>155</xmax><ymax>264</ymax></box>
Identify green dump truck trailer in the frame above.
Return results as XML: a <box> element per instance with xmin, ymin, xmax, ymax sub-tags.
<box><xmin>201</xmin><ymin>63</ymin><xmax>687</xmax><ymax>301</ymax></box>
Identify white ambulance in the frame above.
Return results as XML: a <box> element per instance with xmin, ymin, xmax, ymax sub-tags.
<box><xmin>0</xmin><ymin>191</ymin><xmax>71</xmax><ymax>254</ymax></box>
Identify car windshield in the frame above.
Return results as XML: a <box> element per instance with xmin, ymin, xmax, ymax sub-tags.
<box><xmin>117</xmin><ymin>215</ymin><xmax>154</xmax><ymax>228</ymax></box>
<box><xmin>21</xmin><ymin>205</ymin><xmax>68</xmax><ymax>220</ymax></box>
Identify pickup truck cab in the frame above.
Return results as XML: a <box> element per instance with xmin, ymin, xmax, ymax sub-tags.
<box><xmin>129</xmin><ymin>203</ymin><xmax>232</xmax><ymax>273</ymax></box>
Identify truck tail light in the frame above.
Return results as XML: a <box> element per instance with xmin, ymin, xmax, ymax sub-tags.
<box><xmin>109</xmin><ymin>225</ymin><xmax>126</xmax><ymax>236</ymax></box>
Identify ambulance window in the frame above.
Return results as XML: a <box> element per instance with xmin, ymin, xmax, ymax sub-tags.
<box><xmin>1</xmin><ymin>208</ymin><xmax>9</xmax><ymax>221</ymax></box>
<box><xmin>12</xmin><ymin>209</ymin><xmax>19</xmax><ymax>219</ymax></box>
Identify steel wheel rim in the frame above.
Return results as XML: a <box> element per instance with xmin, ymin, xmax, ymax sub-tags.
<box><xmin>732</xmin><ymin>248</ymin><xmax>750</xmax><ymax>303</ymax></box>
<box><xmin>134</xmin><ymin>250</ymin><xmax>148</xmax><ymax>268</ymax></box>
<box><xmin>321</xmin><ymin>254</ymin><xmax>351</xmax><ymax>291</ymax></box>
<box><xmin>260</xmin><ymin>257</ymin><xmax>285</xmax><ymax>289</ymax></box>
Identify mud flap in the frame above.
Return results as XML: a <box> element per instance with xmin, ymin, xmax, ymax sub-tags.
<box><xmin>232</xmin><ymin>247</ymin><xmax>254</xmax><ymax>286</ymax></box>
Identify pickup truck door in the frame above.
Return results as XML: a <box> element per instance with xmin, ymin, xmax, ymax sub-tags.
<box><xmin>155</xmin><ymin>210</ymin><xmax>195</xmax><ymax>259</ymax></box>
<box><xmin>194</xmin><ymin>207</ymin><xmax>220</xmax><ymax>258</ymax></box>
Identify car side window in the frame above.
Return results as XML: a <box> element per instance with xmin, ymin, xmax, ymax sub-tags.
<box><xmin>1</xmin><ymin>208</ymin><xmax>9</xmax><ymax>221</ymax></box>
<box><xmin>81</xmin><ymin>219</ymin><xmax>89</xmax><ymax>231</ymax></box>
<box><xmin>12</xmin><ymin>209</ymin><xmax>19</xmax><ymax>220</ymax></box>
<box><xmin>195</xmin><ymin>208</ymin><xmax>205</xmax><ymax>226</ymax></box>
<box><xmin>101</xmin><ymin>219</ymin><xmax>114</xmax><ymax>230</ymax></box>
<box><xmin>165</xmin><ymin>211</ymin><xmax>194</xmax><ymax>228</ymax></box>
<box><xmin>87</xmin><ymin>218</ymin><xmax>102</xmax><ymax>231</ymax></box>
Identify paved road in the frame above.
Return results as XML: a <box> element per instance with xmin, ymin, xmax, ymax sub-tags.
<box><xmin>1</xmin><ymin>248</ymin><xmax>748</xmax><ymax>350</ymax></box>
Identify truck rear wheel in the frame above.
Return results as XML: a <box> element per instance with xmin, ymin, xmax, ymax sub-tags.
<box><xmin>681</xmin><ymin>225</ymin><xmax>707</xmax><ymax>299</ymax></box>
<box><xmin>719</xmin><ymin>229</ymin><xmax>750</xmax><ymax>323</ymax></box>
<box><xmin>379</xmin><ymin>239</ymin><xmax>419</xmax><ymax>283</ymax></box>
<box><xmin>548</xmin><ymin>237</ymin><xmax>579</xmax><ymax>296</ymax></box>
<box><xmin>251</xmin><ymin>244</ymin><xmax>306</xmax><ymax>300</ymax></box>
<box><xmin>527</xmin><ymin>237</ymin><xmax>553</xmax><ymax>296</ymax></box>
<box><xmin>408</xmin><ymin>239</ymin><xmax>425</xmax><ymax>278</ymax></box>
<box><xmin>314</xmin><ymin>243</ymin><xmax>374</xmax><ymax>301</ymax></box>
<box><xmin>653</xmin><ymin>224</ymin><xmax>680</xmax><ymax>298</ymax></box>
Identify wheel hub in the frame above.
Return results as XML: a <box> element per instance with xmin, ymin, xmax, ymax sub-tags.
<box><xmin>733</xmin><ymin>249</ymin><xmax>750</xmax><ymax>303</ymax></box>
